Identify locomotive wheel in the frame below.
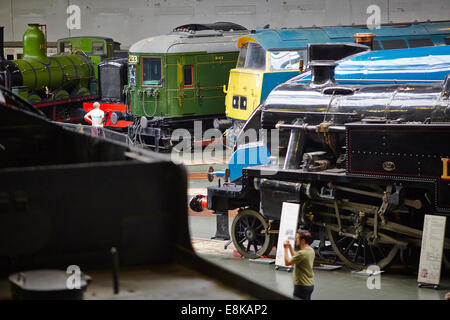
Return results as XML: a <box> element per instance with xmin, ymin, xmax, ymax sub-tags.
<box><xmin>231</xmin><ymin>209</ymin><xmax>275</xmax><ymax>259</ymax></box>
<box><xmin>327</xmin><ymin>228</ymin><xmax>399</xmax><ymax>270</ymax></box>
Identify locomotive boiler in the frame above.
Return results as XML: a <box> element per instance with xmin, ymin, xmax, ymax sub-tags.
<box><xmin>195</xmin><ymin>49</ymin><xmax>450</xmax><ymax>270</ymax></box>
<box><xmin>0</xmin><ymin>24</ymin><xmax>94</xmax><ymax>104</ymax></box>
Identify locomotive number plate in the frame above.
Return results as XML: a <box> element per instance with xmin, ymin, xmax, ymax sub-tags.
<box><xmin>128</xmin><ymin>55</ymin><xmax>138</xmax><ymax>64</ymax></box>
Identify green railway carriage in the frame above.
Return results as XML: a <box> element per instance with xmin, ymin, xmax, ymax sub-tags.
<box><xmin>120</xmin><ymin>23</ymin><xmax>248</xmax><ymax>151</ymax></box>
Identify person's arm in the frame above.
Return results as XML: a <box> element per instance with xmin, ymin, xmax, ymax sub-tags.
<box><xmin>284</xmin><ymin>241</ymin><xmax>294</xmax><ymax>266</ymax></box>
<box><xmin>288</xmin><ymin>243</ymin><xmax>295</xmax><ymax>257</ymax></box>
<box><xmin>84</xmin><ymin>111</ymin><xmax>92</xmax><ymax>124</ymax></box>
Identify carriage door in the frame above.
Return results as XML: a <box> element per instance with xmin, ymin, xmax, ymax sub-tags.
<box><xmin>177</xmin><ymin>55</ymin><xmax>197</xmax><ymax>115</ymax></box>
<box><xmin>195</xmin><ymin>53</ymin><xmax>237</xmax><ymax>117</ymax></box>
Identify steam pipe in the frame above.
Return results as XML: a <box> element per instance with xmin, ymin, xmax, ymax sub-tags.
<box><xmin>255</xmin><ymin>178</ymin><xmax>302</xmax><ymax>194</ymax></box>
<box><xmin>283</xmin><ymin>119</ymin><xmax>306</xmax><ymax>170</ymax></box>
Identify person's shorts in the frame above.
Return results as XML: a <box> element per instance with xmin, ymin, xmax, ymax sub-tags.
<box><xmin>293</xmin><ymin>285</ymin><xmax>314</xmax><ymax>300</ymax></box>
<box><xmin>91</xmin><ymin>127</ymin><xmax>105</xmax><ymax>138</ymax></box>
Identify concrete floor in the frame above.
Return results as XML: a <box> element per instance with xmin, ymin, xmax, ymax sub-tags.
<box><xmin>188</xmin><ymin>215</ymin><xmax>450</xmax><ymax>300</ymax></box>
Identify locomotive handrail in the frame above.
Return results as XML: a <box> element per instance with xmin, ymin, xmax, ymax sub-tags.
<box><xmin>275</xmin><ymin>122</ymin><xmax>346</xmax><ymax>133</ymax></box>
<box><xmin>267</xmin><ymin>109</ymin><xmax>356</xmax><ymax>116</ymax></box>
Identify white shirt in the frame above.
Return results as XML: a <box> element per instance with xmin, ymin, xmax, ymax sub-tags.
<box><xmin>85</xmin><ymin>108</ymin><xmax>105</xmax><ymax>127</ymax></box>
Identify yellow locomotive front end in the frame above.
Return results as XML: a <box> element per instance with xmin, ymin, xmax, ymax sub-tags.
<box><xmin>222</xmin><ymin>34</ymin><xmax>306</xmax><ymax>145</ymax></box>
<box><xmin>224</xmin><ymin>41</ymin><xmax>266</xmax><ymax>123</ymax></box>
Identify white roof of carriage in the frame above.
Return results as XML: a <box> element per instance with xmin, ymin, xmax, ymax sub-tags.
<box><xmin>129</xmin><ymin>30</ymin><xmax>246</xmax><ymax>54</ymax></box>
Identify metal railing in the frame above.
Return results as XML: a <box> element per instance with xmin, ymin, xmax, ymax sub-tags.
<box><xmin>54</xmin><ymin>122</ymin><xmax>130</xmax><ymax>145</ymax></box>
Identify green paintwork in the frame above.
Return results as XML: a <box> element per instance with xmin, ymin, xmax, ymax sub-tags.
<box><xmin>13</xmin><ymin>54</ymin><xmax>92</xmax><ymax>95</ymax></box>
<box><xmin>23</xmin><ymin>24</ymin><xmax>48</xmax><ymax>62</ymax></box>
<box><xmin>127</xmin><ymin>51</ymin><xmax>239</xmax><ymax>119</ymax></box>
<box><xmin>11</xmin><ymin>24</ymin><xmax>116</xmax><ymax>106</ymax></box>
<box><xmin>56</xmin><ymin>36</ymin><xmax>115</xmax><ymax>79</ymax></box>
<box><xmin>56</xmin><ymin>36</ymin><xmax>115</xmax><ymax>58</ymax></box>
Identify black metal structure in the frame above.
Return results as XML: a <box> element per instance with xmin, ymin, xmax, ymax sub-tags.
<box><xmin>0</xmin><ymin>86</ymin><xmax>288</xmax><ymax>299</ymax></box>
<box><xmin>173</xmin><ymin>22</ymin><xmax>247</xmax><ymax>32</ymax></box>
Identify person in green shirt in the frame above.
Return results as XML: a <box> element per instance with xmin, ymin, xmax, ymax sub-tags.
<box><xmin>284</xmin><ymin>229</ymin><xmax>315</xmax><ymax>300</ymax></box>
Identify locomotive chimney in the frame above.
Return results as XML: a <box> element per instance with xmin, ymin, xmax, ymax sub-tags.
<box><xmin>23</xmin><ymin>24</ymin><xmax>48</xmax><ymax>62</ymax></box>
<box><xmin>309</xmin><ymin>60</ymin><xmax>337</xmax><ymax>87</ymax></box>
<box><xmin>353</xmin><ymin>33</ymin><xmax>375</xmax><ymax>50</ymax></box>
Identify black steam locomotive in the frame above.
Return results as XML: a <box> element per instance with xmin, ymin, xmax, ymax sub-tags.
<box><xmin>200</xmin><ymin>48</ymin><xmax>450</xmax><ymax>270</ymax></box>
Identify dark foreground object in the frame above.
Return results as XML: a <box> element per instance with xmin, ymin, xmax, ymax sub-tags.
<box><xmin>0</xmin><ymin>87</ymin><xmax>287</xmax><ymax>300</ymax></box>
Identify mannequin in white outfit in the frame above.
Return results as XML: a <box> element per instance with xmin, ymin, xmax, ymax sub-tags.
<box><xmin>84</xmin><ymin>102</ymin><xmax>105</xmax><ymax>137</ymax></box>
<box><xmin>84</xmin><ymin>102</ymin><xmax>105</xmax><ymax>127</ymax></box>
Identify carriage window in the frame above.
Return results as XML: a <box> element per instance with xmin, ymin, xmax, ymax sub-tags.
<box><xmin>444</xmin><ymin>37</ymin><xmax>450</xmax><ymax>45</ymax></box>
<box><xmin>372</xmin><ymin>41</ymin><xmax>381</xmax><ymax>50</ymax></box>
<box><xmin>142</xmin><ymin>57</ymin><xmax>162</xmax><ymax>86</ymax></box>
<box><xmin>59</xmin><ymin>41</ymin><xmax>72</xmax><ymax>53</ymax></box>
<box><xmin>92</xmin><ymin>41</ymin><xmax>105</xmax><ymax>55</ymax></box>
<box><xmin>245</xmin><ymin>42</ymin><xmax>266</xmax><ymax>70</ymax></box>
<box><xmin>381</xmin><ymin>39</ymin><xmax>408</xmax><ymax>49</ymax></box>
<box><xmin>408</xmin><ymin>38</ymin><xmax>434</xmax><ymax>48</ymax></box>
<box><xmin>236</xmin><ymin>44</ymin><xmax>247</xmax><ymax>68</ymax></box>
<box><xmin>183</xmin><ymin>66</ymin><xmax>193</xmax><ymax>87</ymax></box>
<box><xmin>269</xmin><ymin>50</ymin><xmax>307</xmax><ymax>71</ymax></box>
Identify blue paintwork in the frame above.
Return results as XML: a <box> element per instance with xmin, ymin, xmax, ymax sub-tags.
<box><xmin>293</xmin><ymin>45</ymin><xmax>450</xmax><ymax>85</ymax></box>
<box><xmin>215</xmin><ymin>171</ymin><xmax>225</xmax><ymax>178</ymax></box>
<box><xmin>228</xmin><ymin>144</ymin><xmax>271</xmax><ymax>182</ymax></box>
<box><xmin>247</xmin><ymin>21</ymin><xmax>450</xmax><ymax>51</ymax></box>
<box><xmin>260</xmin><ymin>71</ymin><xmax>299</xmax><ymax>102</ymax></box>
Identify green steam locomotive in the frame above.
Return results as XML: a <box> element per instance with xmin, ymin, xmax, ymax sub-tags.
<box><xmin>0</xmin><ymin>24</ymin><xmax>116</xmax><ymax>121</ymax></box>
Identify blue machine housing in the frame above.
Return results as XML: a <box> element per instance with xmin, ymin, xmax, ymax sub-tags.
<box><xmin>227</xmin><ymin>143</ymin><xmax>271</xmax><ymax>182</ymax></box>
<box><xmin>293</xmin><ymin>45</ymin><xmax>450</xmax><ymax>85</ymax></box>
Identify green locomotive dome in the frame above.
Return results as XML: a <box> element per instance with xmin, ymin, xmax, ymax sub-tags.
<box><xmin>129</xmin><ymin>30</ymin><xmax>248</xmax><ymax>54</ymax></box>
